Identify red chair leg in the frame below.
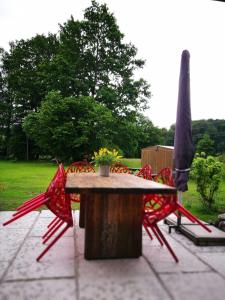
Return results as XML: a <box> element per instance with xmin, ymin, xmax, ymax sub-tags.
<box><xmin>47</xmin><ymin>216</ymin><xmax>59</xmax><ymax>228</ymax></box>
<box><xmin>153</xmin><ymin>223</ymin><xmax>179</xmax><ymax>263</ymax></box>
<box><xmin>13</xmin><ymin>197</ymin><xmax>46</xmax><ymax>216</ymax></box>
<box><xmin>177</xmin><ymin>204</ymin><xmax>211</xmax><ymax>233</ymax></box>
<box><xmin>36</xmin><ymin>224</ymin><xmax>70</xmax><ymax>262</ymax></box>
<box><xmin>143</xmin><ymin>223</ymin><xmax>153</xmax><ymax>240</ymax></box>
<box><xmin>3</xmin><ymin>199</ymin><xmax>48</xmax><ymax>226</ymax></box>
<box><xmin>42</xmin><ymin>218</ymin><xmax>62</xmax><ymax>239</ymax></box>
<box><xmin>16</xmin><ymin>193</ymin><xmax>46</xmax><ymax>210</ymax></box>
<box><xmin>43</xmin><ymin>220</ymin><xmax>64</xmax><ymax>244</ymax></box>
<box><xmin>151</xmin><ymin>225</ymin><xmax>164</xmax><ymax>247</ymax></box>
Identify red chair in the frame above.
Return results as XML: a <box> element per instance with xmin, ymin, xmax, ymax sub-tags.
<box><xmin>3</xmin><ymin>164</ymin><xmax>73</xmax><ymax>261</ymax></box>
<box><xmin>66</xmin><ymin>161</ymin><xmax>95</xmax><ymax>202</ymax></box>
<box><xmin>143</xmin><ymin>194</ymin><xmax>179</xmax><ymax>262</ymax></box>
<box><xmin>110</xmin><ymin>162</ymin><xmax>131</xmax><ymax>174</ymax></box>
<box><xmin>135</xmin><ymin>164</ymin><xmax>178</xmax><ymax>261</ymax></box>
<box><xmin>151</xmin><ymin>167</ymin><xmax>211</xmax><ymax>233</ymax></box>
<box><xmin>66</xmin><ymin>160</ymin><xmax>95</xmax><ymax>174</ymax></box>
<box><xmin>136</xmin><ymin>164</ymin><xmax>152</xmax><ymax>180</ymax></box>
<box><xmin>142</xmin><ymin>167</ymin><xmax>211</xmax><ymax>262</ymax></box>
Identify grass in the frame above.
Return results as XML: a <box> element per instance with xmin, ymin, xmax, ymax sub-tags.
<box><xmin>0</xmin><ymin>161</ymin><xmax>57</xmax><ymax>210</ymax></box>
<box><xmin>0</xmin><ymin>159</ymin><xmax>224</xmax><ymax>223</ymax></box>
<box><xmin>182</xmin><ymin>181</ymin><xmax>225</xmax><ymax>223</ymax></box>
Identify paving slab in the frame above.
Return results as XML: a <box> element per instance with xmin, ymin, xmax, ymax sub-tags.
<box><xmin>143</xmin><ymin>228</ymin><xmax>210</xmax><ymax>273</ymax></box>
<box><xmin>0</xmin><ymin>261</ymin><xmax>9</xmax><ymax>280</ymax></box>
<box><xmin>197</xmin><ymin>252</ymin><xmax>225</xmax><ymax>278</ymax></box>
<box><xmin>4</xmin><ymin>236</ymin><xmax>75</xmax><ymax>281</ymax></box>
<box><xmin>162</xmin><ymin>226</ymin><xmax>225</xmax><ymax>254</ymax></box>
<box><xmin>39</xmin><ymin>210</ymin><xmax>56</xmax><ymax>218</ymax></box>
<box><xmin>160</xmin><ymin>272</ymin><xmax>225</xmax><ymax>300</ymax></box>
<box><xmin>76</xmin><ymin>223</ymin><xmax>171</xmax><ymax>300</ymax></box>
<box><xmin>166</xmin><ymin>215</ymin><xmax>225</xmax><ymax>245</ymax></box>
<box><xmin>0</xmin><ymin>279</ymin><xmax>76</xmax><ymax>300</ymax></box>
<box><xmin>1</xmin><ymin>210</ymin><xmax>225</xmax><ymax>300</ymax></box>
<box><xmin>29</xmin><ymin>216</ymin><xmax>73</xmax><ymax>237</ymax></box>
<box><xmin>0</xmin><ymin>211</ymin><xmax>39</xmax><ymax>228</ymax></box>
<box><xmin>79</xmin><ymin>277</ymin><xmax>171</xmax><ymax>300</ymax></box>
<box><xmin>0</xmin><ymin>228</ymin><xmax>30</xmax><ymax>261</ymax></box>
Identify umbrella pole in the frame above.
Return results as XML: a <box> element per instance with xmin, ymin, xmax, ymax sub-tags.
<box><xmin>177</xmin><ymin>191</ymin><xmax>182</xmax><ymax>228</ymax></box>
<box><xmin>167</xmin><ymin>191</ymin><xmax>182</xmax><ymax>233</ymax></box>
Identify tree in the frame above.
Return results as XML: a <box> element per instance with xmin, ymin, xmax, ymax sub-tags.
<box><xmin>135</xmin><ymin>114</ymin><xmax>164</xmax><ymax>154</ymax></box>
<box><xmin>192</xmin><ymin>119</ymin><xmax>225</xmax><ymax>155</ymax></box>
<box><xmin>23</xmin><ymin>91</ymin><xmax>115</xmax><ymax>161</ymax></box>
<box><xmin>2</xmin><ymin>34</ymin><xmax>59</xmax><ymax>121</ymax></box>
<box><xmin>0</xmin><ymin>51</ymin><xmax>13</xmax><ymax>157</ymax></box>
<box><xmin>54</xmin><ymin>0</ymin><xmax>151</xmax><ymax>115</ymax></box>
<box><xmin>1</xmin><ymin>1</ymin><xmax>152</xmax><ymax>159</ymax></box>
<box><xmin>0</xmin><ymin>34</ymin><xmax>59</xmax><ymax>159</ymax></box>
<box><xmin>196</xmin><ymin>133</ymin><xmax>214</xmax><ymax>155</ymax></box>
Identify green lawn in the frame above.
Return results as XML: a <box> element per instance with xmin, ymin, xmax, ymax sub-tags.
<box><xmin>0</xmin><ymin>160</ymin><xmax>224</xmax><ymax>223</ymax></box>
<box><xmin>0</xmin><ymin>161</ymin><xmax>57</xmax><ymax>210</ymax></box>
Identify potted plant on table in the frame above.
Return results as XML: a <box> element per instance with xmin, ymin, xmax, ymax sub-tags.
<box><xmin>92</xmin><ymin>148</ymin><xmax>122</xmax><ymax>177</ymax></box>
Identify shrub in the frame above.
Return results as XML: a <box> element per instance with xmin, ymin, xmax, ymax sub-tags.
<box><xmin>191</xmin><ymin>154</ymin><xmax>223</xmax><ymax>210</ymax></box>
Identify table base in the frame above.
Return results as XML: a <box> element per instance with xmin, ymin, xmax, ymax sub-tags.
<box><xmin>83</xmin><ymin>192</ymin><xmax>143</xmax><ymax>259</ymax></box>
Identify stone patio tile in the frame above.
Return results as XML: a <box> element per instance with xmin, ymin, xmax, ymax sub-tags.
<box><xmin>5</xmin><ymin>236</ymin><xmax>75</xmax><ymax>280</ymax></box>
<box><xmin>143</xmin><ymin>228</ymin><xmax>210</xmax><ymax>273</ymax></box>
<box><xmin>0</xmin><ymin>261</ymin><xmax>9</xmax><ymax>280</ymax></box>
<box><xmin>164</xmin><ymin>227</ymin><xmax>225</xmax><ymax>253</ymax></box>
<box><xmin>77</xmin><ymin>248</ymin><xmax>171</xmax><ymax>300</ymax></box>
<box><xmin>160</xmin><ymin>272</ymin><xmax>225</xmax><ymax>300</ymax></box>
<box><xmin>79</xmin><ymin>277</ymin><xmax>170</xmax><ymax>300</ymax></box>
<box><xmin>0</xmin><ymin>229</ymin><xmax>30</xmax><ymax>261</ymax></box>
<box><xmin>0</xmin><ymin>279</ymin><xmax>76</xmax><ymax>300</ymax></box>
<box><xmin>75</xmin><ymin>217</ymin><xmax>170</xmax><ymax>300</ymax></box>
<box><xmin>39</xmin><ymin>210</ymin><xmax>56</xmax><ymax>218</ymax></box>
<box><xmin>29</xmin><ymin>216</ymin><xmax>74</xmax><ymax>237</ymax></box>
<box><xmin>197</xmin><ymin>252</ymin><xmax>225</xmax><ymax>277</ymax></box>
<box><xmin>0</xmin><ymin>211</ymin><xmax>39</xmax><ymax>228</ymax></box>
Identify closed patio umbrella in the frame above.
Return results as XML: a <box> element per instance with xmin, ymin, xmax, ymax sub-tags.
<box><xmin>174</xmin><ymin>50</ymin><xmax>194</xmax><ymax>225</ymax></box>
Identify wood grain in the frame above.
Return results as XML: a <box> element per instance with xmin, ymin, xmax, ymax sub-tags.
<box><xmin>65</xmin><ymin>173</ymin><xmax>177</xmax><ymax>194</ymax></box>
<box><xmin>84</xmin><ymin>192</ymin><xmax>143</xmax><ymax>259</ymax></box>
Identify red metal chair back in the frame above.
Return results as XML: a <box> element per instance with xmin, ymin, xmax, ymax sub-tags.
<box><xmin>66</xmin><ymin>161</ymin><xmax>95</xmax><ymax>174</ymax></box>
<box><xmin>46</xmin><ymin>164</ymin><xmax>73</xmax><ymax>225</ymax></box>
<box><xmin>66</xmin><ymin>161</ymin><xmax>95</xmax><ymax>203</ymax></box>
<box><xmin>154</xmin><ymin>167</ymin><xmax>174</xmax><ymax>186</ymax></box>
<box><xmin>136</xmin><ymin>164</ymin><xmax>152</xmax><ymax>180</ymax></box>
<box><xmin>110</xmin><ymin>162</ymin><xmax>131</xmax><ymax>174</ymax></box>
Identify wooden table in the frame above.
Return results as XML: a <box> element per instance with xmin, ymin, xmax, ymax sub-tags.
<box><xmin>65</xmin><ymin>173</ymin><xmax>177</xmax><ymax>260</ymax></box>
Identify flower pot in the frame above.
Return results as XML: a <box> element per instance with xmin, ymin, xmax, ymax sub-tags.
<box><xmin>99</xmin><ymin>164</ymin><xmax>110</xmax><ymax>177</ymax></box>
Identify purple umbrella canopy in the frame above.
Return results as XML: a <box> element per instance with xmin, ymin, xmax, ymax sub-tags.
<box><xmin>174</xmin><ymin>50</ymin><xmax>194</xmax><ymax>192</ymax></box>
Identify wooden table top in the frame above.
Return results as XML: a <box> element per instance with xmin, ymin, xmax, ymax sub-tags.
<box><xmin>65</xmin><ymin>173</ymin><xmax>177</xmax><ymax>194</ymax></box>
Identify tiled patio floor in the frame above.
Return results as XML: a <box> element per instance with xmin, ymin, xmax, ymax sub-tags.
<box><xmin>1</xmin><ymin>210</ymin><xmax>225</xmax><ymax>300</ymax></box>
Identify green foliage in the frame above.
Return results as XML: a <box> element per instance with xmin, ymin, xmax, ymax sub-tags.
<box><xmin>192</xmin><ymin>119</ymin><xmax>225</xmax><ymax>155</ymax></box>
<box><xmin>196</xmin><ymin>133</ymin><xmax>214</xmax><ymax>155</ymax></box>
<box><xmin>135</xmin><ymin>114</ymin><xmax>164</xmax><ymax>152</ymax></box>
<box><xmin>191</xmin><ymin>154</ymin><xmax>224</xmax><ymax>210</ymax></box>
<box><xmin>0</xmin><ymin>1</ymin><xmax>152</xmax><ymax>159</ymax></box>
<box><xmin>23</xmin><ymin>91</ymin><xmax>115</xmax><ymax>161</ymax></box>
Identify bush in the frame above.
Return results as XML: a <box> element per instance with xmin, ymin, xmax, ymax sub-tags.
<box><xmin>191</xmin><ymin>154</ymin><xmax>223</xmax><ymax>210</ymax></box>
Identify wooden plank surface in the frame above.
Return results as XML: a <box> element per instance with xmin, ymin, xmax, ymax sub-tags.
<box><xmin>84</xmin><ymin>192</ymin><xmax>143</xmax><ymax>259</ymax></box>
<box><xmin>65</xmin><ymin>173</ymin><xmax>177</xmax><ymax>194</ymax></box>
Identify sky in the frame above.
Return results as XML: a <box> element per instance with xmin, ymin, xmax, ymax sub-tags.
<box><xmin>0</xmin><ymin>0</ymin><xmax>225</xmax><ymax>129</ymax></box>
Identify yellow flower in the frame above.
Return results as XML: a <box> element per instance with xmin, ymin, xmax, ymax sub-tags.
<box><xmin>92</xmin><ymin>147</ymin><xmax>123</xmax><ymax>166</ymax></box>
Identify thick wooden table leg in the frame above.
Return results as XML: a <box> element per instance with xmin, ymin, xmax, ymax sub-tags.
<box><xmin>79</xmin><ymin>192</ymin><xmax>87</xmax><ymax>228</ymax></box>
<box><xmin>84</xmin><ymin>192</ymin><xmax>143</xmax><ymax>259</ymax></box>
